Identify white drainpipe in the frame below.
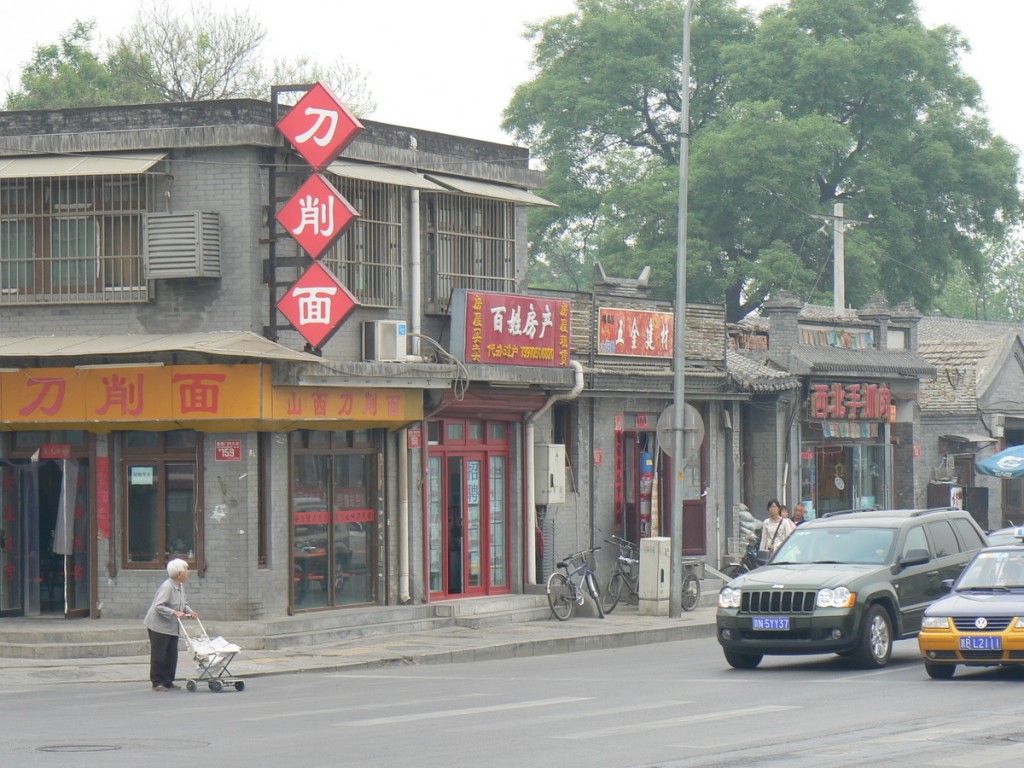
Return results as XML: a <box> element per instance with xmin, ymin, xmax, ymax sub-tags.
<box><xmin>524</xmin><ymin>360</ymin><xmax>584</xmax><ymax>585</ymax></box>
<box><xmin>399</xmin><ymin>188</ymin><xmax>422</xmax><ymax>604</ymax></box>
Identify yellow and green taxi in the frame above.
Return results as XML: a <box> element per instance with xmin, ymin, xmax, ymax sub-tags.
<box><xmin>918</xmin><ymin>530</ymin><xmax>1024</xmax><ymax>679</ymax></box>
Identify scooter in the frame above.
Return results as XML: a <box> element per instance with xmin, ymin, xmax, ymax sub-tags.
<box><xmin>722</xmin><ymin>529</ymin><xmax>761</xmax><ymax>579</ymax></box>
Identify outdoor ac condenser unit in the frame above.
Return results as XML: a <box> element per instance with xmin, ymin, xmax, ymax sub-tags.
<box><xmin>362</xmin><ymin>321</ymin><xmax>408</xmax><ymax>362</ymax></box>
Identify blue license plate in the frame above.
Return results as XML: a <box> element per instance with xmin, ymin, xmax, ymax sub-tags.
<box><xmin>960</xmin><ymin>635</ymin><xmax>1001</xmax><ymax>651</ymax></box>
<box><xmin>752</xmin><ymin>616</ymin><xmax>789</xmax><ymax>631</ymax></box>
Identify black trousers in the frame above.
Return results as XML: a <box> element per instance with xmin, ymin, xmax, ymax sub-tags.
<box><xmin>148</xmin><ymin>629</ymin><xmax>179</xmax><ymax>687</ymax></box>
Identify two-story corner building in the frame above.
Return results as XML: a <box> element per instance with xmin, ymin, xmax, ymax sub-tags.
<box><xmin>729</xmin><ymin>291</ymin><xmax>935</xmax><ymax>523</ymax></box>
<box><xmin>916</xmin><ymin>316</ymin><xmax>1024</xmax><ymax>529</ymax></box>
<box><xmin>0</xmin><ymin>98</ymin><xmax>575</xmax><ymax>622</ymax></box>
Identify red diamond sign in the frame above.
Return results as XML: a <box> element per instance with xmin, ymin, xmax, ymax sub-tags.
<box><xmin>276</xmin><ymin>174</ymin><xmax>359</xmax><ymax>260</ymax></box>
<box><xmin>276</xmin><ymin>261</ymin><xmax>358</xmax><ymax>349</ymax></box>
<box><xmin>277</xmin><ymin>82</ymin><xmax>364</xmax><ymax>171</ymax></box>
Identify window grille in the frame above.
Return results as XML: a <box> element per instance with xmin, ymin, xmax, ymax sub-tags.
<box><xmin>0</xmin><ymin>173</ymin><xmax>161</xmax><ymax>305</ymax></box>
<box><xmin>424</xmin><ymin>193</ymin><xmax>515</xmax><ymax>312</ymax></box>
<box><xmin>320</xmin><ymin>175</ymin><xmax>403</xmax><ymax>308</ymax></box>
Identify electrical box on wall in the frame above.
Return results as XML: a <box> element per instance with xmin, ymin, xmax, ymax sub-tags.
<box><xmin>362</xmin><ymin>321</ymin><xmax>407</xmax><ymax>362</ymax></box>
<box><xmin>535</xmin><ymin>444</ymin><xmax>566</xmax><ymax>505</ymax></box>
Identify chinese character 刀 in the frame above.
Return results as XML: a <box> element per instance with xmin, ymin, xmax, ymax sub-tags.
<box><xmin>295</xmin><ymin>107</ymin><xmax>339</xmax><ymax>147</ymax></box>
<box><xmin>19</xmin><ymin>377</ymin><xmax>67</xmax><ymax>416</ymax></box>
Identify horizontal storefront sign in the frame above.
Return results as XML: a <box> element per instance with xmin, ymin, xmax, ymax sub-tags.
<box><xmin>807</xmin><ymin>382</ymin><xmax>893</xmax><ymax>421</ymax></box>
<box><xmin>0</xmin><ymin>364</ymin><xmax>421</xmax><ymax>427</ymax></box>
<box><xmin>598</xmin><ymin>307</ymin><xmax>673</xmax><ymax>358</ymax></box>
<box><xmin>449</xmin><ymin>289</ymin><xmax>571</xmax><ymax>367</ymax></box>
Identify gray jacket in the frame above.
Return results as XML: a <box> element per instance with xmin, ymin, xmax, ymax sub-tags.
<box><xmin>143</xmin><ymin>578</ymin><xmax>192</xmax><ymax>637</ymax></box>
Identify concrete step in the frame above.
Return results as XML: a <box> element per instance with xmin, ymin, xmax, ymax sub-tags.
<box><xmin>0</xmin><ymin>596</ymin><xmax>552</xmax><ymax>659</ymax></box>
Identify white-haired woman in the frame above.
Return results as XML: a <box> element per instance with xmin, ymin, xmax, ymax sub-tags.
<box><xmin>143</xmin><ymin>558</ymin><xmax>197</xmax><ymax>691</ymax></box>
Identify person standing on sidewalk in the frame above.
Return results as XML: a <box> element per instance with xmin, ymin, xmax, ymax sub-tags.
<box><xmin>760</xmin><ymin>499</ymin><xmax>794</xmax><ymax>556</ymax></box>
<box><xmin>143</xmin><ymin>558</ymin><xmax>197</xmax><ymax>691</ymax></box>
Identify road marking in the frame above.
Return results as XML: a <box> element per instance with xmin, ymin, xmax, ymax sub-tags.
<box><xmin>455</xmin><ymin>701</ymin><xmax>694</xmax><ymax>733</ymax></box>
<box><xmin>340</xmin><ymin>696</ymin><xmax>590</xmax><ymax>726</ymax></box>
<box><xmin>556</xmin><ymin>704</ymin><xmax>796</xmax><ymax>740</ymax></box>
<box><xmin>243</xmin><ymin>693</ymin><xmax>489</xmax><ymax>722</ymax></box>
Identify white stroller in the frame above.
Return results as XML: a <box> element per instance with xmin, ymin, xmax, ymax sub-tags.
<box><xmin>178</xmin><ymin>617</ymin><xmax>245</xmax><ymax>692</ymax></box>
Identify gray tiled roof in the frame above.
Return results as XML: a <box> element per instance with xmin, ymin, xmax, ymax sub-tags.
<box><xmin>787</xmin><ymin>345</ymin><xmax>936</xmax><ymax>377</ymax></box>
<box><xmin>918</xmin><ymin>315</ymin><xmax>1024</xmax><ymax>342</ymax></box>
<box><xmin>727</xmin><ymin>351</ymin><xmax>799</xmax><ymax>393</ymax></box>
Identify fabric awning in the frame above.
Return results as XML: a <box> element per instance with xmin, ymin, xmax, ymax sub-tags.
<box><xmin>0</xmin><ymin>152</ymin><xmax>167</xmax><ymax>178</ymax></box>
<box><xmin>425</xmin><ymin>174</ymin><xmax>557</xmax><ymax>207</ymax></box>
<box><xmin>327</xmin><ymin>160</ymin><xmax>447</xmax><ymax>190</ymax></box>
<box><xmin>0</xmin><ymin>331</ymin><xmax>321</xmax><ymax>363</ymax></box>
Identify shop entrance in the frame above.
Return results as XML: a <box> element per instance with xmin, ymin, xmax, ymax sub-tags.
<box><xmin>427</xmin><ymin>419</ymin><xmax>510</xmax><ymax>599</ymax></box>
<box><xmin>0</xmin><ymin>457</ymin><xmax>90</xmax><ymax>617</ymax></box>
<box><xmin>801</xmin><ymin>443</ymin><xmax>891</xmax><ymax>517</ymax></box>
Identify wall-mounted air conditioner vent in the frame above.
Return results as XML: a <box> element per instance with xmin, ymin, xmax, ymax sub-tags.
<box><xmin>363</xmin><ymin>321</ymin><xmax>408</xmax><ymax>362</ymax></box>
<box><xmin>144</xmin><ymin>211</ymin><xmax>221</xmax><ymax>278</ymax></box>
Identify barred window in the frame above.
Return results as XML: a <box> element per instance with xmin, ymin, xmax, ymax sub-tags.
<box><xmin>0</xmin><ymin>173</ymin><xmax>158</xmax><ymax>305</ymax></box>
<box><xmin>424</xmin><ymin>193</ymin><xmax>515</xmax><ymax>312</ymax></box>
<box><xmin>320</xmin><ymin>175</ymin><xmax>403</xmax><ymax>308</ymax></box>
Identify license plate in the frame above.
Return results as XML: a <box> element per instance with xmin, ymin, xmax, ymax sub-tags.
<box><xmin>960</xmin><ymin>635</ymin><xmax>1001</xmax><ymax>651</ymax></box>
<box><xmin>752</xmin><ymin>616</ymin><xmax>789</xmax><ymax>631</ymax></box>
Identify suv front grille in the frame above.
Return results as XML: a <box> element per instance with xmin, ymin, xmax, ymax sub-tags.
<box><xmin>952</xmin><ymin>616</ymin><xmax>1013</xmax><ymax>632</ymax></box>
<box><xmin>741</xmin><ymin>590</ymin><xmax>817</xmax><ymax>614</ymax></box>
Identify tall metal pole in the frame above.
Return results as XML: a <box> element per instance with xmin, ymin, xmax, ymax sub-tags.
<box><xmin>832</xmin><ymin>202</ymin><xmax>845</xmax><ymax>313</ymax></box>
<box><xmin>670</xmin><ymin>0</ymin><xmax>693</xmax><ymax>619</ymax></box>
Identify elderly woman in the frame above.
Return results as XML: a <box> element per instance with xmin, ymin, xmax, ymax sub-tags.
<box><xmin>143</xmin><ymin>558</ymin><xmax>197</xmax><ymax>691</ymax></box>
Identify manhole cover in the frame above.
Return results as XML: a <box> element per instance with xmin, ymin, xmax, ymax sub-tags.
<box><xmin>38</xmin><ymin>744</ymin><xmax>123</xmax><ymax>753</ymax></box>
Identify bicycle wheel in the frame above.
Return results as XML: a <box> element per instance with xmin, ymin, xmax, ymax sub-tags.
<box><xmin>585</xmin><ymin>571</ymin><xmax>605</xmax><ymax>618</ymax></box>
<box><xmin>546</xmin><ymin>572</ymin><xmax>574</xmax><ymax>620</ymax></box>
<box><xmin>602</xmin><ymin>571</ymin><xmax>625</xmax><ymax>614</ymax></box>
<box><xmin>681</xmin><ymin>573</ymin><xmax>701</xmax><ymax>612</ymax></box>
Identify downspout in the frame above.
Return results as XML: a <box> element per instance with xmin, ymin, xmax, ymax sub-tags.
<box><xmin>399</xmin><ymin>188</ymin><xmax>421</xmax><ymax>604</ymax></box>
<box><xmin>524</xmin><ymin>360</ymin><xmax>584</xmax><ymax>585</ymax></box>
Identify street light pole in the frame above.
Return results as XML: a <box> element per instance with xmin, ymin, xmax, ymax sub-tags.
<box><xmin>670</xmin><ymin>0</ymin><xmax>693</xmax><ymax>619</ymax></box>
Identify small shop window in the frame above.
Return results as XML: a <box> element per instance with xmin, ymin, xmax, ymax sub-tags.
<box><xmin>122</xmin><ymin>430</ymin><xmax>202</xmax><ymax>570</ymax></box>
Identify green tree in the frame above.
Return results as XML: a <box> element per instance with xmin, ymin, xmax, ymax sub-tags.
<box><xmin>505</xmin><ymin>0</ymin><xmax>1021</xmax><ymax>321</ymax></box>
<box><xmin>5</xmin><ymin>5</ymin><xmax>375</xmax><ymax>114</ymax></box>
<box><xmin>4</xmin><ymin>21</ymin><xmax>159</xmax><ymax>109</ymax></box>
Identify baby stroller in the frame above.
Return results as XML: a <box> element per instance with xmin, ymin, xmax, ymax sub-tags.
<box><xmin>178</xmin><ymin>617</ymin><xmax>245</xmax><ymax>692</ymax></box>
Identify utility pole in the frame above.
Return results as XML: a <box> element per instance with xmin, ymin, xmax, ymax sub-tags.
<box><xmin>670</xmin><ymin>0</ymin><xmax>693</xmax><ymax>619</ymax></box>
<box><xmin>812</xmin><ymin>203</ymin><xmax>870</xmax><ymax>313</ymax></box>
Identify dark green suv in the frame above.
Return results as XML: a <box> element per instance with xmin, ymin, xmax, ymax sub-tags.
<box><xmin>716</xmin><ymin>508</ymin><xmax>988</xmax><ymax>669</ymax></box>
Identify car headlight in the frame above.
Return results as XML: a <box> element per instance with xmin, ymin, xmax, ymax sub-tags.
<box><xmin>922</xmin><ymin>616</ymin><xmax>951</xmax><ymax>629</ymax></box>
<box><xmin>718</xmin><ymin>587</ymin><xmax>741</xmax><ymax>609</ymax></box>
<box><xmin>1014</xmin><ymin>617</ymin><xmax>1024</xmax><ymax>629</ymax></box>
<box><xmin>816</xmin><ymin>587</ymin><xmax>855</xmax><ymax>608</ymax></box>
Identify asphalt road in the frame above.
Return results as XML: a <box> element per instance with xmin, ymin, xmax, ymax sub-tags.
<box><xmin>3</xmin><ymin>635</ymin><xmax>1023</xmax><ymax>768</ymax></box>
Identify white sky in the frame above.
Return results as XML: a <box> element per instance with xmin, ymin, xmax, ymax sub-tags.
<box><xmin>0</xmin><ymin>0</ymin><xmax>1021</xmax><ymax>154</ymax></box>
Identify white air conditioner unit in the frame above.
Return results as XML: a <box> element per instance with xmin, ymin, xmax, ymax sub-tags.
<box><xmin>362</xmin><ymin>321</ymin><xmax>408</xmax><ymax>362</ymax></box>
<box><xmin>144</xmin><ymin>211</ymin><xmax>221</xmax><ymax>278</ymax></box>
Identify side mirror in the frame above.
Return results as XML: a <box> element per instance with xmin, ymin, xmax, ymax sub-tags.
<box><xmin>755</xmin><ymin>549</ymin><xmax>771</xmax><ymax>566</ymax></box>
<box><xmin>940</xmin><ymin>578</ymin><xmax>955</xmax><ymax>591</ymax></box>
<box><xmin>899</xmin><ymin>548</ymin><xmax>930</xmax><ymax>567</ymax></box>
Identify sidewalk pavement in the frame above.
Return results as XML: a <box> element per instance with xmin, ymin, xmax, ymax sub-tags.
<box><xmin>0</xmin><ymin>604</ymin><xmax>718</xmax><ymax>689</ymax></box>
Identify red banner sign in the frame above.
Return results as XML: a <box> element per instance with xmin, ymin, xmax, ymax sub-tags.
<box><xmin>449</xmin><ymin>289</ymin><xmax>571</xmax><ymax>367</ymax></box>
<box><xmin>276</xmin><ymin>82</ymin><xmax>364</xmax><ymax>171</ymax></box>
<box><xmin>275</xmin><ymin>174</ymin><xmax>358</xmax><ymax>259</ymax></box>
<box><xmin>598</xmin><ymin>307</ymin><xmax>673</xmax><ymax>358</ymax></box>
<box><xmin>276</xmin><ymin>262</ymin><xmax>358</xmax><ymax>349</ymax></box>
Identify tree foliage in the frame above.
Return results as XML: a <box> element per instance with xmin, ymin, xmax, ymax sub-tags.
<box><xmin>504</xmin><ymin>0</ymin><xmax>1021</xmax><ymax>321</ymax></box>
<box><xmin>4</xmin><ymin>4</ymin><xmax>375</xmax><ymax>113</ymax></box>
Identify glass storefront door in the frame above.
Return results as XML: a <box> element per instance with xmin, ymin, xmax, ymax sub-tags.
<box><xmin>427</xmin><ymin>419</ymin><xmax>510</xmax><ymax>598</ymax></box>
<box><xmin>801</xmin><ymin>443</ymin><xmax>891</xmax><ymax>517</ymax></box>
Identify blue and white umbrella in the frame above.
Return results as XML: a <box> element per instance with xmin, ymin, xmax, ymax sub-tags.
<box><xmin>977</xmin><ymin>445</ymin><xmax>1024</xmax><ymax>479</ymax></box>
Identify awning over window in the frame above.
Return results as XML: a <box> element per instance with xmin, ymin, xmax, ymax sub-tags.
<box><xmin>327</xmin><ymin>160</ymin><xmax>446</xmax><ymax>190</ymax></box>
<box><xmin>940</xmin><ymin>433</ymin><xmax>997</xmax><ymax>445</ymax></box>
<box><xmin>0</xmin><ymin>331</ymin><xmax>319</xmax><ymax>362</ymax></box>
<box><xmin>0</xmin><ymin>152</ymin><xmax>167</xmax><ymax>178</ymax></box>
<box><xmin>425</xmin><ymin>174</ymin><xmax>557</xmax><ymax>207</ymax></box>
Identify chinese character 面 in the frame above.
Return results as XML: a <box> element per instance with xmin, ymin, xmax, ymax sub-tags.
<box><xmin>293</xmin><ymin>286</ymin><xmax>338</xmax><ymax>326</ymax></box>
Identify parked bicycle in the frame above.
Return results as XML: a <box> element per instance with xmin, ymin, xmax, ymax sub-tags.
<box><xmin>602</xmin><ymin>535</ymin><xmax>702</xmax><ymax>613</ymax></box>
<box><xmin>547</xmin><ymin>546</ymin><xmax>604</xmax><ymax>620</ymax></box>
<box><xmin>602</xmin><ymin>535</ymin><xmax>639</xmax><ymax>614</ymax></box>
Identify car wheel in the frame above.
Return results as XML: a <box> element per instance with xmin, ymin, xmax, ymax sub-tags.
<box><xmin>723</xmin><ymin>649</ymin><xmax>762</xmax><ymax>669</ymax></box>
<box><xmin>924</xmin><ymin>662</ymin><xmax>956</xmax><ymax>679</ymax></box>
<box><xmin>852</xmin><ymin>605</ymin><xmax>892</xmax><ymax>669</ymax></box>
